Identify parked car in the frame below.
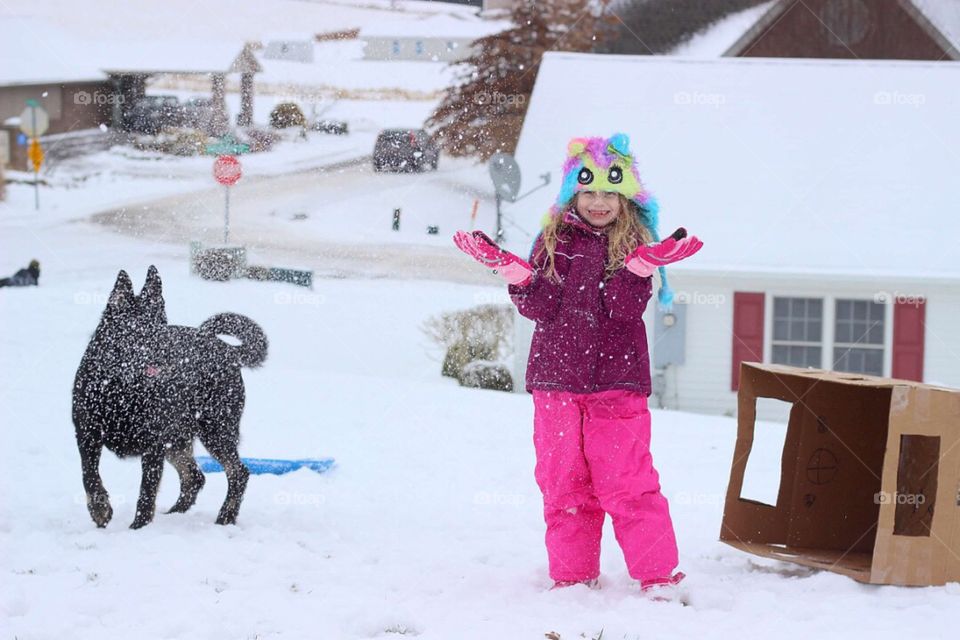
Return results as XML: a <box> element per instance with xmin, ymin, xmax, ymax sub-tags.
<box><xmin>312</xmin><ymin>119</ymin><xmax>349</xmax><ymax>135</ymax></box>
<box><xmin>373</xmin><ymin>129</ymin><xmax>439</xmax><ymax>172</ymax></box>
<box><xmin>124</xmin><ymin>95</ymin><xmax>182</xmax><ymax>134</ymax></box>
<box><xmin>181</xmin><ymin>97</ymin><xmax>215</xmax><ymax>129</ymax></box>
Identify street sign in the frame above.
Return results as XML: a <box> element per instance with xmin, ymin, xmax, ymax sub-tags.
<box><xmin>488</xmin><ymin>152</ymin><xmax>522</xmax><ymax>202</ymax></box>
<box><xmin>206</xmin><ymin>134</ymin><xmax>250</xmax><ymax>156</ymax></box>
<box><xmin>28</xmin><ymin>139</ymin><xmax>44</xmax><ymax>172</ymax></box>
<box><xmin>19</xmin><ymin>103</ymin><xmax>49</xmax><ymax>138</ymax></box>
<box><xmin>213</xmin><ymin>155</ymin><xmax>242</xmax><ymax>186</ymax></box>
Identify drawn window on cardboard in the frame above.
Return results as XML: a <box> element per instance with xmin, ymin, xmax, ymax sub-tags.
<box><xmin>893</xmin><ymin>434</ymin><xmax>938</xmax><ymax>537</ymax></box>
<box><xmin>739</xmin><ymin>397</ymin><xmax>791</xmax><ymax>507</ymax></box>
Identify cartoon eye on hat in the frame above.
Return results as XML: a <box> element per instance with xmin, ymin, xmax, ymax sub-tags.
<box><xmin>577</xmin><ymin>167</ymin><xmax>594</xmax><ymax>185</ymax></box>
<box><xmin>608</xmin><ymin>165</ymin><xmax>623</xmax><ymax>184</ymax></box>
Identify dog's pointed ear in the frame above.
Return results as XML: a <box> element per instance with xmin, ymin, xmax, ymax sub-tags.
<box><xmin>108</xmin><ymin>270</ymin><xmax>134</xmax><ymax>309</ymax></box>
<box><xmin>141</xmin><ymin>265</ymin><xmax>163</xmax><ymax>300</ymax></box>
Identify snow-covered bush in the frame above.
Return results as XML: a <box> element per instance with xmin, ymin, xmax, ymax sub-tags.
<box><xmin>458</xmin><ymin>360</ymin><xmax>513</xmax><ymax>392</ymax></box>
<box><xmin>422</xmin><ymin>304</ymin><xmax>513</xmax><ymax>384</ymax></box>
<box><xmin>270</xmin><ymin>102</ymin><xmax>306</xmax><ymax>129</ymax></box>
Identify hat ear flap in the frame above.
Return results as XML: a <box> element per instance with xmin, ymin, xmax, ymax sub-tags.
<box><xmin>567</xmin><ymin>138</ymin><xmax>587</xmax><ymax>157</ymax></box>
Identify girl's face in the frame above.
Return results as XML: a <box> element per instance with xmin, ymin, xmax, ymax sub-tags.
<box><xmin>575</xmin><ymin>191</ymin><xmax>621</xmax><ymax>228</ymax></box>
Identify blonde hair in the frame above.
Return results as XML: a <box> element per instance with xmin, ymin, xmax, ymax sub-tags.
<box><xmin>536</xmin><ymin>193</ymin><xmax>654</xmax><ymax>281</ymax></box>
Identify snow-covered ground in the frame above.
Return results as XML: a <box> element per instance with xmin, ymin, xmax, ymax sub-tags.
<box><xmin>1</xmin><ymin>151</ymin><xmax>956</xmax><ymax>639</ymax></box>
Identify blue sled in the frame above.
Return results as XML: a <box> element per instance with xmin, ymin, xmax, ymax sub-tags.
<box><xmin>195</xmin><ymin>456</ymin><xmax>335</xmax><ymax>476</ymax></box>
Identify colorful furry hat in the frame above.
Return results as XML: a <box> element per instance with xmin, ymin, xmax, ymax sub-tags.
<box><xmin>542</xmin><ymin>132</ymin><xmax>674</xmax><ymax>309</ymax></box>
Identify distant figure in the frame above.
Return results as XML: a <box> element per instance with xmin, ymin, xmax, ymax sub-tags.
<box><xmin>0</xmin><ymin>259</ymin><xmax>40</xmax><ymax>287</ymax></box>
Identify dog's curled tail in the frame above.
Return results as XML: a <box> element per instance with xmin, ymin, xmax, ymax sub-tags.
<box><xmin>199</xmin><ymin>313</ymin><xmax>268</xmax><ymax>368</ymax></box>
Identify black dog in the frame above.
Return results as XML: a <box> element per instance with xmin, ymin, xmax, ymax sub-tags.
<box><xmin>73</xmin><ymin>266</ymin><xmax>268</xmax><ymax>529</ymax></box>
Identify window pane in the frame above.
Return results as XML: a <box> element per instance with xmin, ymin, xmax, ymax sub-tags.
<box><xmin>775</xmin><ymin>298</ymin><xmax>789</xmax><ymax>316</ymax></box>
<box><xmin>868</xmin><ymin>322</ymin><xmax>884</xmax><ymax>344</ymax></box>
<box><xmin>835</xmin><ymin>319</ymin><xmax>851</xmax><ymax>343</ymax></box>
<box><xmin>809</xmin><ymin>320</ymin><xmax>822</xmax><ymax>342</ymax></box>
<box><xmin>774</xmin><ymin>319</ymin><xmax>788</xmax><ymax>341</ymax></box>
<box><xmin>853</xmin><ymin>300</ymin><xmax>868</xmax><ymax>320</ymax></box>
<box><xmin>773</xmin><ymin>345</ymin><xmax>788</xmax><ymax>365</ymax></box>
<box><xmin>836</xmin><ymin>299</ymin><xmax>850</xmax><ymax>319</ymax></box>
<box><xmin>834</xmin><ymin>347</ymin><xmax>883</xmax><ymax>376</ymax></box>
<box><xmin>865</xmin><ymin>349</ymin><xmax>883</xmax><ymax>375</ymax></box>
<box><xmin>791</xmin><ymin>319</ymin><xmax>805</xmax><ymax>341</ymax></box>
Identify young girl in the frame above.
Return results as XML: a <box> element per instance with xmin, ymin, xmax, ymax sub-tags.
<box><xmin>454</xmin><ymin>133</ymin><xmax>702</xmax><ymax>596</ymax></box>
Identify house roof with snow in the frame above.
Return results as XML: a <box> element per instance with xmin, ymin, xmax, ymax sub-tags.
<box><xmin>100</xmin><ymin>42</ymin><xmax>262</xmax><ymax>75</ymax></box>
<box><xmin>511</xmin><ymin>52</ymin><xmax>960</xmax><ymax>283</ymax></box>
<box><xmin>722</xmin><ymin>0</ymin><xmax>960</xmax><ymax>59</ymax></box>
<box><xmin>0</xmin><ymin>18</ymin><xmax>106</xmax><ymax>85</ymax></box>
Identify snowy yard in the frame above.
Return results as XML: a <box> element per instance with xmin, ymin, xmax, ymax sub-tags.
<box><xmin>1</xmin><ymin>154</ymin><xmax>956</xmax><ymax>639</ymax></box>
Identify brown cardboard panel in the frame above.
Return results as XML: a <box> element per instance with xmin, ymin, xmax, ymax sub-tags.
<box><xmin>721</xmin><ymin>540</ymin><xmax>873</xmax><ymax>583</ymax></box>
<box><xmin>720</xmin><ymin>364</ymin><xmax>806</xmax><ymax>545</ymax></box>
<box><xmin>870</xmin><ymin>387</ymin><xmax>960</xmax><ymax>585</ymax></box>
<box><xmin>722</xmin><ymin>364</ymin><xmax>960</xmax><ymax>586</ymax></box>
<box><xmin>785</xmin><ymin>380</ymin><xmax>888</xmax><ymax>553</ymax></box>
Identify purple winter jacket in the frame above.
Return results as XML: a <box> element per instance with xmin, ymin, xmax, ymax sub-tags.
<box><xmin>509</xmin><ymin>210</ymin><xmax>654</xmax><ymax>395</ymax></box>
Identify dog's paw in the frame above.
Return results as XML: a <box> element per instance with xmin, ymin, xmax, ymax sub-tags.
<box><xmin>215</xmin><ymin>512</ymin><xmax>238</xmax><ymax>526</ymax></box>
<box><xmin>129</xmin><ymin>506</ymin><xmax>155</xmax><ymax>529</ymax></box>
<box><xmin>87</xmin><ymin>492</ymin><xmax>113</xmax><ymax>528</ymax></box>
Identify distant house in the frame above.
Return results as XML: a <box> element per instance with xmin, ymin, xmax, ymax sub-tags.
<box><xmin>260</xmin><ymin>35</ymin><xmax>315</xmax><ymax>63</ymax></box>
<box><xmin>680</xmin><ymin>0</ymin><xmax>960</xmax><ymax>60</ymax></box>
<box><xmin>0</xmin><ymin>18</ymin><xmax>112</xmax><ymax>170</ymax></box>
<box><xmin>358</xmin><ymin>14</ymin><xmax>507</xmax><ymax>62</ymax></box>
<box><xmin>0</xmin><ymin>17</ymin><xmax>261</xmax><ymax>171</ymax></box>
<box><xmin>510</xmin><ymin>52</ymin><xmax>960</xmax><ymax>420</ymax></box>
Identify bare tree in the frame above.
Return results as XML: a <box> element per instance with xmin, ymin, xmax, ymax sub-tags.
<box><xmin>426</xmin><ymin>0</ymin><xmax>618</xmax><ymax>161</ymax></box>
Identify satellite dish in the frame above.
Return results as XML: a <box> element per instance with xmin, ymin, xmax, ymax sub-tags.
<box><xmin>488</xmin><ymin>152</ymin><xmax>521</xmax><ymax>202</ymax></box>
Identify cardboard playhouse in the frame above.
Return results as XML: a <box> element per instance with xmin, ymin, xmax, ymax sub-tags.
<box><xmin>720</xmin><ymin>362</ymin><xmax>960</xmax><ymax>586</ymax></box>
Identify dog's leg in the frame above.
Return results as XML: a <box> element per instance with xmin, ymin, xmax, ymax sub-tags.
<box><xmin>201</xmin><ymin>434</ymin><xmax>249</xmax><ymax>526</ymax></box>
<box><xmin>76</xmin><ymin>428</ymin><xmax>112</xmax><ymax>527</ymax></box>
<box><xmin>131</xmin><ymin>448</ymin><xmax>165</xmax><ymax>529</ymax></box>
<box><xmin>166</xmin><ymin>443</ymin><xmax>205</xmax><ymax>514</ymax></box>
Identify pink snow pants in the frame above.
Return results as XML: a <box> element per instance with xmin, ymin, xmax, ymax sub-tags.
<box><xmin>532</xmin><ymin>389</ymin><xmax>678</xmax><ymax>583</ymax></box>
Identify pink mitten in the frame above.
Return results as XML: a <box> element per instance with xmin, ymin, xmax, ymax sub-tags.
<box><xmin>453</xmin><ymin>230</ymin><xmax>532</xmax><ymax>286</ymax></box>
<box><xmin>625</xmin><ymin>227</ymin><xmax>703</xmax><ymax>277</ymax></box>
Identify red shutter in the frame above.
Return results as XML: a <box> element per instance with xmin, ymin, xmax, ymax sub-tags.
<box><xmin>892</xmin><ymin>298</ymin><xmax>925</xmax><ymax>381</ymax></box>
<box><xmin>731</xmin><ymin>292</ymin><xmax>765</xmax><ymax>391</ymax></box>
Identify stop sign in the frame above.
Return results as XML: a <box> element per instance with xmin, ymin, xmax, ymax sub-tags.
<box><xmin>213</xmin><ymin>155</ymin><xmax>242</xmax><ymax>186</ymax></box>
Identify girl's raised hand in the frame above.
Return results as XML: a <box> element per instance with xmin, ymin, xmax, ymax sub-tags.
<box><xmin>453</xmin><ymin>230</ymin><xmax>533</xmax><ymax>286</ymax></box>
<box><xmin>625</xmin><ymin>227</ymin><xmax>703</xmax><ymax>277</ymax></box>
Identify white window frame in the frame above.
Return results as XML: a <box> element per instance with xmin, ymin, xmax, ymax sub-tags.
<box><xmin>832</xmin><ymin>298</ymin><xmax>886</xmax><ymax>376</ymax></box>
<box><xmin>769</xmin><ymin>295</ymin><xmax>824</xmax><ymax>369</ymax></box>
<box><xmin>763</xmin><ymin>292</ymin><xmax>893</xmax><ymax>376</ymax></box>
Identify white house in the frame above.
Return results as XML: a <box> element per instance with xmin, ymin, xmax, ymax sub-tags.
<box><xmin>359</xmin><ymin>13</ymin><xmax>507</xmax><ymax>62</ymax></box>
<box><xmin>508</xmin><ymin>52</ymin><xmax>960</xmax><ymax>420</ymax></box>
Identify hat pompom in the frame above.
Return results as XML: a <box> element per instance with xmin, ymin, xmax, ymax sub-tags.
<box><xmin>607</xmin><ymin>132</ymin><xmax>631</xmax><ymax>158</ymax></box>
